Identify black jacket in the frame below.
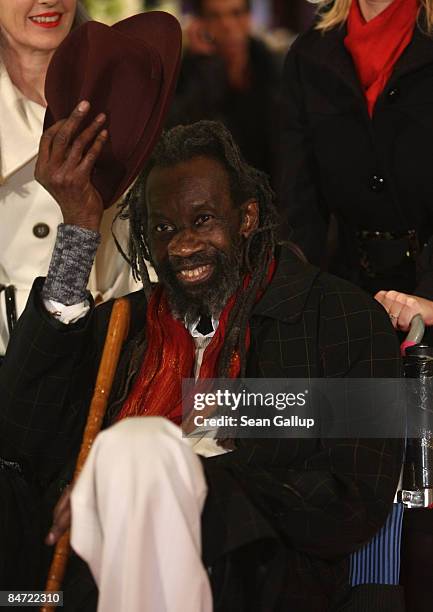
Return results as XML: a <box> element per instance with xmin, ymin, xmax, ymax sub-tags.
<box><xmin>279</xmin><ymin>17</ymin><xmax>433</xmax><ymax>296</ymax></box>
<box><xmin>0</xmin><ymin>248</ymin><xmax>403</xmax><ymax>611</ymax></box>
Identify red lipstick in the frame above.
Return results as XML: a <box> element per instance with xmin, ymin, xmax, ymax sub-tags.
<box><xmin>29</xmin><ymin>12</ymin><xmax>62</xmax><ymax>29</ymax></box>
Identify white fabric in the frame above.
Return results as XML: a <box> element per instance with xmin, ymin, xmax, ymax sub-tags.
<box><xmin>43</xmin><ymin>298</ymin><xmax>90</xmax><ymax>325</ymax></box>
<box><xmin>71</xmin><ymin>417</ymin><xmax>213</xmax><ymax>612</ymax></box>
<box><xmin>0</xmin><ymin>63</ymin><xmax>43</xmax><ymax>179</ymax></box>
<box><xmin>188</xmin><ymin>316</ymin><xmax>219</xmax><ymax>338</ymax></box>
<box><xmin>0</xmin><ymin>63</ymin><xmax>143</xmax><ymax>355</ymax></box>
<box><xmin>185</xmin><ymin>332</ymin><xmax>231</xmax><ymax>458</ymax></box>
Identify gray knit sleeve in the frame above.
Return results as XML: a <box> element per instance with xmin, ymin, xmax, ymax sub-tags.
<box><xmin>41</xmin><ymin>224</ymin><xmax>101</xmax><ymax>305</ymax></box>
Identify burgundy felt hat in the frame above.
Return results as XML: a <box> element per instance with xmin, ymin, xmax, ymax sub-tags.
<box><xmin>44</xmin><ymin>11</ymin><xmax>182</xmax><ymax>208</ymax></box>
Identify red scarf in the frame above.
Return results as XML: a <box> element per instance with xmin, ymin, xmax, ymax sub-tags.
<box><xmin>344</xmin><ymin>0</ymin><xmax>418</xmax><ymax>116</ymax></box>
<box><xmin>116</xmin><ymin>260</ymin><xmax>276</xmax><ymax>424</ymax></box>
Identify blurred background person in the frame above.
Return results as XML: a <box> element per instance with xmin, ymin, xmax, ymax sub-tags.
<box><xmin>278</xmin><ymin>1</ymin><xmax>433</xmax><ymax>609</ymax></box>
<box><xmin>166</xmin><ymin>0</ymin><xmax>282</xmax><ymax>182</ymax></box>
<box><xmin>278</xmin><ymin>0</ymin><xmax>433</xmax><ymax>299</ymax></box>
<box><xmin>80</xmin><ymin>1</ymin><xmax>315</xmax><ymax>34</ymax></box>
<box><xmin>0</xmin><ymin>0</ymin><xmax>137</xmax><ymax>360</ymax></box>
<box><xmin>271</xmin><ymin>0</ymin><xmax>314</xmax><ymax>33</ymax></box>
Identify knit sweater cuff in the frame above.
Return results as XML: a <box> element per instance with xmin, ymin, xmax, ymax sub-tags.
<box><xmin>42</xmin><ymin>224</ymin><xmax>101</xmax><ymax>305</ymax></box>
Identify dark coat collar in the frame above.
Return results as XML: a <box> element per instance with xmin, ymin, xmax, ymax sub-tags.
<box><xmin>293</xmin><ymin>23</ymin><xmax>362</xmax><ymax>101</ymax></box>
<box><xmin>294</xmin><ymin>12</ymin><xmax>433</xmax><ymax>92</ymax></box>
<box><xmin>252</xmin><ymin>246</ymin><xmax>320</xmax><ymax>323</ymax></box>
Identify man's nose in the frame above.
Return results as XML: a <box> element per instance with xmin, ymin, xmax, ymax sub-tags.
<box><xmin>167</xmin><ymin>228</ymin><xmax>207</xmax><ymax>258</ymax></box>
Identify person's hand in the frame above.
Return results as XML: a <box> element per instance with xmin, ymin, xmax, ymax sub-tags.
<box><xmin>45</xmin><ymin>486</ymin><xmax>72</xmax><ymax>546</ymax></box>
<box><xmin>375</xmin><ymin>290</ymin><xmax>433</xmax><ymax>331</ymax></box>
<box><xmin>185</xmin><ymin>17</ymin><xmax>215</xmax><ymax>56</ymax></box>
<box><xmin>35</xmin><ymin>100</ymin><xmax>108</xmax><ymax>232</ymax></box>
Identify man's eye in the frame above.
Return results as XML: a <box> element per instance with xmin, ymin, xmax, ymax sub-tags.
<box><xmin>195</xmin><ymin>214</ymin><xmax>213</xmax><ymax>226</ymax></box>
<box><xmin>154</xmin><ymin>223</ymin><xmax>175</xmax><ymax>233</ymax></box>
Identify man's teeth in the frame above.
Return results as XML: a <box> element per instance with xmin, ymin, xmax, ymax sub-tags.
<box><xmin>179</xmin><ymin>265</ymin><xmax>210</xmax><ymax>279</ymax></box>
<box><xmin>31</xmin><ymin>15</ymin><xmax>60</xmax><ymax>23</ymax></box>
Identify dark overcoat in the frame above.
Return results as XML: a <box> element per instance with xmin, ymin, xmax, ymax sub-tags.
<box><xmin>278</xmin><ymin>14</ymin><xmax>433</xmax><ymax>296</ymax></box>
<box><xmin>0</xmin><ymin>248</ymin><xmax>403</xmax><ymax>611</ymax></box>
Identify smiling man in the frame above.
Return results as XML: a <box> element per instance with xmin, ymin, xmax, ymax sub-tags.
<box><xmin>0</xmin><ymin>110</ymin><xmax>403</xmax><ymax>611</ymax></box>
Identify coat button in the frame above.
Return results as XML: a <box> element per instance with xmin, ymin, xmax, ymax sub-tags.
<box><xmin>370</xmin><ymin>175</ymin><xmax>385</xmax><ymax>193</ymax></box>
<box><xmin>388</xmin><ymin>87</ymin><xmax>400</xmax><ymax>101</ymax></box>
<box><xmin>33</xmin><ymin>223</ymin><xmax>50</xmax><ymax>238</ymax></box>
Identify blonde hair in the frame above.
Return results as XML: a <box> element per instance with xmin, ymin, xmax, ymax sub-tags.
<box><xmin>311</xmin><ymin>0</ymin><xmax>433</xmax><ymax>35</ymax></box>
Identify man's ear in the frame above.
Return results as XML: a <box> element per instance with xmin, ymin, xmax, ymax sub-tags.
<box><xmin>240</xmin><ymin>200</ymin><xmax>259</xmax><ymax>238</ymax></box>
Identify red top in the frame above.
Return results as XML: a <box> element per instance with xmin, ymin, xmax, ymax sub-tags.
<box><xmin>344</xmin><ymin>0</ymin><xmax>419</xmax><ymax>116</ymax></box>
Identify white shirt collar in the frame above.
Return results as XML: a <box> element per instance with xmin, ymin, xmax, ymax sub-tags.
<box><xmin>0</xmin><ymin>62</ymin><xmax>45</xmax><ymax>180</ymax></box>
<box><xmin>186</xmin><ymin>316</ymin><xmax>219</xmax><ymax>338</ymax></box>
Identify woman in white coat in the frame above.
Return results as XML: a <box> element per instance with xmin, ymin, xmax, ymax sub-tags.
<box><xmin>0</xmin><ymin>0</ymin><xmax>138</xmax><ymax>357</ymax></box>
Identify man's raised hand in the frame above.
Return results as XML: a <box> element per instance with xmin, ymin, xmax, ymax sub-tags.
<box><xmin>35</xmin><ymin>100</ymin><xmax>108</xmax><ymax>232</ymax></box>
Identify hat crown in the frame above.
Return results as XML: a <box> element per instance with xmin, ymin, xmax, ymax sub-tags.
<box><xmin>81</xmin><ymin>22</ymin><xmax>162</xmax><ymax>161</ymax></box>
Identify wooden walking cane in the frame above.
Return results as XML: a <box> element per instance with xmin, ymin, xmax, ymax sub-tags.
<box><xmin>40</xmin><ymin>297</ymin><xmax>131</xmax><ymax>612</ymax></box>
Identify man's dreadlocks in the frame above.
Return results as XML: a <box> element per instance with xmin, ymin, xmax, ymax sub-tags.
<box><xmin>116</xmin><ymin>120</ymin><xmax>280</xmax><ymax>377</ymax></box>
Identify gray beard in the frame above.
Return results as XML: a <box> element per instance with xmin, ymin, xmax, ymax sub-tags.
<box><xmin>155</xmin><ymin>249</ymin><xmax>243</xmax><ymax>324</ymax></box>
